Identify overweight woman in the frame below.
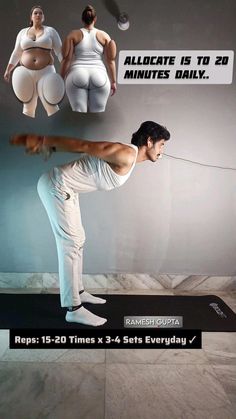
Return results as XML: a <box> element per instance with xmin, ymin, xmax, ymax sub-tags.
<box><xmin>61</xmin><ymin>5</ymin><xmax>117</xmax><ymax>113</ymax></box>
<box><xmin>4</xmin><ymin>5</ymin><xmax>64</xmax><ymax>118</ymax></box>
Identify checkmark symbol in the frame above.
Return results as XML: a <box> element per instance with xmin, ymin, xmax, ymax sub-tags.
<box><xmin>189</xmin><ymin>336</ymin><xmax>196</xmax><ymax>344</ymax></box>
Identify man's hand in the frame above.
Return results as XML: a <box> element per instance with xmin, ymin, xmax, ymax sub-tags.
<box><xmin>10</xmin><ymin>134</ymin><xmax>44</xmax><ymax>154</ymax></box>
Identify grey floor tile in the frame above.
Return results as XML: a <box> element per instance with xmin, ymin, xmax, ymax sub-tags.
<box><xmin>0</xmin><ymin>362</ymin><xmax>105</xmax><ymax>419</ymax></box>
<box><xmin>203</xmin><ymin>332</ymin><xmax>236</xmax><ymax>365</ymax></box>
<box><xmin>106</xmin><ymin>347</ymin><xmax>208</xmax><ymax>364</ymax></box>
<box><xmin>1</xmin><ymin>346</ymin><xmax>105</xmax><ymax>364</ymax></box>
<box><xmin>105</xmin><ymin>364</ymin><xmax>235</xmax><ymax>419</ymax></box>
<box><xmin>0</xmin><ymin>330</ymin><xmax>8</xmax><ymax>358</ymax></box>
<box><xmin>54</xmin><ymin>349</ymin><xmax>105</xmax><ymax>363</ymax></box>
<box><xmin>212</xmin><ymin>365</ymin><xmax>236</xmax><ymax>407</ymax></box>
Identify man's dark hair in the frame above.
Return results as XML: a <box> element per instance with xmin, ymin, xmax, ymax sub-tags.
<box><xmin>131</xmin><ymin>121</ymin><xmax>170</xmax><ymax>147</ymax></box>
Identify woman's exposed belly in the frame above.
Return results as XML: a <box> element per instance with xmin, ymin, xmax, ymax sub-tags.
<box><xmin>20</xmin><ymin>48</ymin><xmax>54</xmax><ymax>70</ymax></box>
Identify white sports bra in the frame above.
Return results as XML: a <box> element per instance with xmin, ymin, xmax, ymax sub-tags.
<box><xmin>20</xmin><ymin>26</ymin><xmax>56</xmax><ymax>50</ymax></box>
<box><xmin>9</xmin><ymin>26</ymin><xmax>62</xmax><ymax>65</ymax></box>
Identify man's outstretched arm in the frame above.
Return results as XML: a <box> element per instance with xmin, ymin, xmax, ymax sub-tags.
<box><xmin>10</xmin><ymin>134</ymin><xmax>136</xmax><ymax>168</ymax></box>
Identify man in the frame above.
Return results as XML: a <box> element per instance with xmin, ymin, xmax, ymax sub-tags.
<box><xmin>11</xmin><ymin>121</ymin><xmax>170</xmax><ymax>326</ymax></box>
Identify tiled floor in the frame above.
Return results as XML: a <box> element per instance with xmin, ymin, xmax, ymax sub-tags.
<box><xmin>0</xmin><ymin>290</ymin><xmax>235</xmax><ymax>419</ymax></box>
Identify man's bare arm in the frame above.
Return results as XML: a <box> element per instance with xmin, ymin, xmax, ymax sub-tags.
<box><xmin>10</xmin><ymin>134</ymin><xmax>136</xmax><ymax>168</ymax></box>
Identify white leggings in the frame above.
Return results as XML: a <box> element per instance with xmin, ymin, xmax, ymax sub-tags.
<box><xmin>65</xmin><ymin>65</ymin><xmax>110</xmax><ymax>113</ymax></box>
<box><xmin>37</xmin><ymin>173</ymin><xmax>85</xmax><ymax>307</ymax></box>
<box><xmin>12</xmin><ymin>65</ymin><xmax>65</xmax><ymax>118</ymax></box>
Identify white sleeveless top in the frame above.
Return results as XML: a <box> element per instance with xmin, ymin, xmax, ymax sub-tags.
<box><xmin>49</xmin><ymin>144</ymin><xmax>138</xmax><ymax>193</ymax></box>
<box><xmin>71</xmin><ymin>28</ymin><xmax>105</xmax><ymax>68</ymax></box>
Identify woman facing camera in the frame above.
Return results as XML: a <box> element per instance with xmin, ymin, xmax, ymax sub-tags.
<box><xmin>4</xmin><ymin>5</ymin><xmax>64</xmax><ymax>118</ymax></box>
<box><xmin>61</xmin><ymin>5</ymin><xmax>117</xmax><ymax>113</ymax></box>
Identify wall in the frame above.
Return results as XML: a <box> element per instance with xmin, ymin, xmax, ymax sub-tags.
<box><xmin>0</xmin><ymin>0</ymin><xmax>236</xmax><ymax>275</ymax></box>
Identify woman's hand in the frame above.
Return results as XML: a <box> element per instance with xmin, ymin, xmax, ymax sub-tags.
<box><xmin>111</xmin><ymin>82</ymin><xmax>117</xmax><ymax>96</ymax></box>
<box><xmin>4</xmin><ymin>70</ymin><xmax>11</xmax><ymax>82</ymax></box>
<box><xmin>4</xmin><ymin>64</ymin><xmax>15</xmax><ymax>82</ymax></box>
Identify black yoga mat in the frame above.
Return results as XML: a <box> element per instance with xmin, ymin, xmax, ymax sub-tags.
<box><xmin>0</xmin><ymin>293</ymin><xmax>236</xmax><ymax>331</ymax></box>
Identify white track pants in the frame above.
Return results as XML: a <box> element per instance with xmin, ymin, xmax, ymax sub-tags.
<box><xmin>37</xmin><ymin>173</ymin><xmax>85</xmax><ymax>307</ymax></box>
<box><xmin>12</xmin><ymin>65</ymin><xmax>65</xmax><ymax>118</ymax></box>
<box><xmin>65</xmin><ymin>65</ymin><xmax>110</xmax><ymax>113</ymax></box>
